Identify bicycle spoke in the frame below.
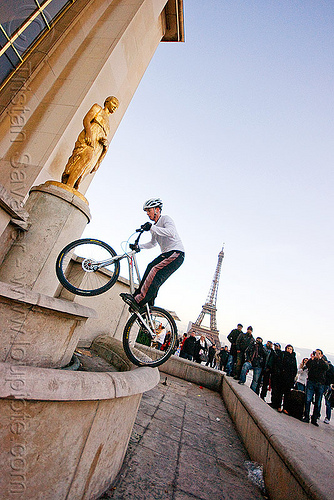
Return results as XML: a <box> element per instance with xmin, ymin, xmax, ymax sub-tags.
<box><xmin>123</xmin><ymin>306</ymin><xmax>178</xmax><ymax>367</ymax></box>
<box><xmin>56</xmin><ymin>239</ymin><xmax>120</xmax><ymax>296</ymax></box>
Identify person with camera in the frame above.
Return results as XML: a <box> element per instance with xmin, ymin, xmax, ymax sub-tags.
<box><xmin>303</xmin><ymin>349</ymin><xmax>329</xmax><ymax>426</ymax></box>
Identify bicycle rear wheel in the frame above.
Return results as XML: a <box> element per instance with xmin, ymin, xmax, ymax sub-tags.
<box><xmin>56</xmin><ymin>238</ymin><xmax>120</xmax><ymax>296</ymax></box>
<box><xmin>123</xmin><ymin>306</ymin><xmax>178</xmax><ymax>367</ymax></box>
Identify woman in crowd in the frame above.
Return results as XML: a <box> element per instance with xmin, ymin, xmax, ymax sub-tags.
<box><xmin>295</xmin><ymin>357</ymin><xmax>309</xmax><ymax>392</ymax></box>
<box><xmin>193</xmin><ymin>335</ymin><xmax>208</xmax><ymax>364</ymax></box>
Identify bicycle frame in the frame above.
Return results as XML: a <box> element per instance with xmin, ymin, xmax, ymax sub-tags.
<box><xmin>126</xmin><ymin>253</ymin><xmax>157</xmax><ymax>339</ymax></box>
<box><xmin>84</xmin><ymin>232</ymin><xmax>157</xmax><ymax>339</ymax></box>
<box><xmin>94</xmin><ymin>250</ymin><xmax>140</xmax><ymax>294</ymax></box>
<box><xmin>86</xmin><ymin>235</ymin><xmax>142</xmax><ymax>295</ymax></box>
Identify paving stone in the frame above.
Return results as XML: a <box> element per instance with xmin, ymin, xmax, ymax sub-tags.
<box><xmin>181</xmin><ymin>428</ymin><xmax>218</xmax><ymax>455</ymax></box>
<box><xmin>125</xmin><ymin>446</ymin><xmax>177</xmax><ymax>489</ymax></box>
<box><xmin>138</xmin><ymin>399</ymin><xmax>158</xmax><ymax>416</ymax></box>
<box><xmin>133</xmin><ymin>410</ymin><xmax>154</xmax><ymax>428</ymax></box>
<box><xmin>177</xmin><ymin>453</ymin><xmax>229</xmax><ymax>500</ymax></box>
<box><xmin>161</xmin><ymin>394</ymin><xmax>187</xmax><ymax>410</ymax></box>
<box><xmin>154</xmin><ymin>407</ymin><xmax>184</xmax><ymax>429</ymax></box>
<box><xmin>218</xmin><ymin>482</ymin><xmax>267</xmax><ymax>500</ymax></box>
<box><xmin>159</xmin><ymin>400</ymin><xmax>186</xmax><ymax>417</ymax></box>
<box><xmin>216</xmin><ymin>441</ymin><xmax>250</xmax><ymax>465</ymax></box>
<box><xmin>179</xmin><ymin>441</ymin><xmax>218</xmax><ymax>471</ymax></box>
<box><xmin>148</xmin><ymin>419</ymin><xmax>182</xmax><ymax>441</ymax></box>
<box><xmin>174</xmin><ymin>492</ymin><xmax>203</xmax><ymax>500</ymax></box>
<box><xmin>105</xmin><ymin>478</ymin><xmax>174</xmax><ymax>500</ymax></box>
<box><xmin>139</xmin><ymin>429</ymin><xmax>180</xmax><ymax>460</ymax></box>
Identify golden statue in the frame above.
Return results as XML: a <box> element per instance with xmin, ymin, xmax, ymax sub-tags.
<box><xmin>61</xmin><ymin>96</ymin><xmax>119</xmax><ymax>190</ymax></box>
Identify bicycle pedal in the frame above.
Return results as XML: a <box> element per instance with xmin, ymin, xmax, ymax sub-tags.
<box><xmin>120</xmin><ymin>293</ymin><xmax>140</xmax><ymax>312</ymax></box>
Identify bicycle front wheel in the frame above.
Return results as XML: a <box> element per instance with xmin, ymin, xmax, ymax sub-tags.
<box><xmin>56</xmin><ymin>238</ymin><xmax>120</xmax><ymax>296</ymax></box>
<box><xmin>123</xmin><ymin>306</ymin><xmax>178</xmax><ymax>367</ymax></box>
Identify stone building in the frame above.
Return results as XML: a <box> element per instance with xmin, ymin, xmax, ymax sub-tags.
<box><xmin>0</xmin><ymin>0</ymin><xmax>184</xmax><ymax>250</ymax></box>
<box><xmin>0</xmin><ymin>2</ymin><xmax>184</xmax><ymax>498</ymax></box>
<box><xmin>0</xmin><ymin>0</ymin><xmax>184</xmax><ymax>340</ymax></box>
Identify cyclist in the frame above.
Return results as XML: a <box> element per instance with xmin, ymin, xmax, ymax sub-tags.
<box><xmin>120</xmin><ymin>198</ymin><xmax>185</xmax><ymax>311</ymax></box>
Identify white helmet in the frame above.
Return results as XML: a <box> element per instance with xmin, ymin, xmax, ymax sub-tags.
<box><xmin>143</xmin><ymin>198</ymin><xmax>163</xmax><ymax>210</ymax></box>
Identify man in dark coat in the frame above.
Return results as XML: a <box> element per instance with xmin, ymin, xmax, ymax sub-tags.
<box><xmin>206</xmin><ymin>343</ymin><xmax>217</xmax><ymax>368</ymax></box>
<box><xmin>226</xmin><ymin>323</ymin><xmax>243</xmax><ymax>376</ymax></box>
<box><xmin>279</xmin><ymin>344</ymin><xmax>297</xmax><ymax>412</ymax></box>
<box><xmin>269</xmin><ymin>343</ymin><xmax>283</xmax><ymax>409</ymax></box>
<box><xmin>259</xmin><ymin>341</ymin><xmax>274</xmax><ymax>398</ymax></box>
<box><xmin>193</xmin><ymin>335</ymin><xmax>208</xmax><ymax>364</ymax></box>
<box><xmin>179</xmin><ymin>331</ymin><xmax>197</xmax><ymax>361</ymax></box>
<box><xmin>234</xmin><ymin>326</ymin><xmax>254</xmax><ymax>380</ymax></box>
<box><xmin>238</xmin><ymin>337</ymin><xmax>266</xmax><ymax>391</ymax></box>
<box><xmin>303</xmin><ymin>349</ymin><xmax>329</xmax><ymax>426</ymax></box>
<box><xmin>218</xmin><ymin>346</ymin><xmax>229</xmax><ymax>371</ymax></box>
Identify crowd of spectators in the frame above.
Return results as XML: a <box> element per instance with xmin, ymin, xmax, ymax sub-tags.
<box><xmin>178</xmin><ymin>331</ymin><xmax>227</xmax><ymax>370</ymax></box>
<box><xmin>177</xmin><ymin>324</ymin><xmax>334</xmax><ymax>427</ymax></box>
<box><xmin>224</xmin><ymin>323</ymin><xmax>334</xmax><ymax>427</ymax></box>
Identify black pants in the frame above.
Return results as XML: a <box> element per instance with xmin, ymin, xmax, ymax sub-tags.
<box><xmin>206</xmin><ymin>356</ymin><xmax>215</xmax><ymax>368</ymax></box>
<box><xmin>133</xmin><ymin>250</ymin><xmax>184</xmax><ymax>307</ymax></box>
<box><xmin>271</xmin><ymin>373</ymin><xmax>281</xmax><ymax>409</ymax></box>
<box><xmin>260</xmin><ymin>369</ymin><xmax>271</xmax><ymax>399</ymax></box>
<box><xmin>234</xmin><ymin>351</ymin><xmax>245</xmax><ymax>379</ymax></box>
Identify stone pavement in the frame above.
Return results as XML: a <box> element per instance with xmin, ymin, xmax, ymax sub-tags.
<box><xmin>99</xmin><ymin>373</ymin><xmax>266</xmax><ymax>500</ymax></box>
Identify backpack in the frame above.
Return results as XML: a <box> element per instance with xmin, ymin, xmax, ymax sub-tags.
<box><xmin>325</xmin><ymin>387</ymin><xmax>334</xmax><ymax>409</ymax></box>
<box><xmin>326</xmin><ymin>363</ymin><xmax>334</xmax><ymax>385</ymax></box>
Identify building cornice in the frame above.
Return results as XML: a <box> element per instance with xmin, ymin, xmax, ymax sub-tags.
<box><xmin>162</xmin><ymin>0</ymin><xmax>185</xmax><ymax>42</ymax></box>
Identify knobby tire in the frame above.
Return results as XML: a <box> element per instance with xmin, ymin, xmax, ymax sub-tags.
<box><xmin>122</xmin><ymin>306</ymin><xmax>177</xmax><ymax>367</ymax></box>
<box><xmin>56</xmin><ymin>238</ymin><xmax>120</xmax><ymax>296</ymax></box>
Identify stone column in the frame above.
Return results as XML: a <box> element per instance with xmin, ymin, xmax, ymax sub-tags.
<box><xmin>0</xmin><ymin>181</ymin><xmax>91</xmax><ymax>297</ymax></box>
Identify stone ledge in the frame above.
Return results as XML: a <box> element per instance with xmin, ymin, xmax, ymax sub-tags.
<box><xmin>123</xmin><ymin>345</ymin><xmax>222</xmax><ymax>382</ymax></box>
<box><xmin>159</xmin><ymin>353</ymin><xmax>223</xmax><ymax>392</ymax></box>
<box><xmin>0</xmin><ymin>356</ymin><xmax>159</xmax><ymax>402</ymax></box>
<box><xmin>91</xmin><ymin>335</ymin><xmax>133</xmax><ymax>372</ymax></box>
<box><xmin>222</xmin><ymin>376</ymin><xmax>333</xmax><ymax>500</ymax></box>
<box><xmin>0</xmin><ymin>280</ymin><xmax>97</xmax><ymax>318</ymax></box>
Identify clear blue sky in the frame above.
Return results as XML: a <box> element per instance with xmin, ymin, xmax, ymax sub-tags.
<box><xmin>84</xmin><ymin>1</ymin><xmax>334</xmax><ymax>356</ymax></box>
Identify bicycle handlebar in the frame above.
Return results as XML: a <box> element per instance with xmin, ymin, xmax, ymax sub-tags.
<box><xmin>134</xmin><ymin>228</ymin><xmax>144</xmax><ymax>245</ymax></box>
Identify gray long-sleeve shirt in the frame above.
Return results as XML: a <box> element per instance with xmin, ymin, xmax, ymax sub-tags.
<box><xmin>139</xmin><ymin>215</ymin><xmax>185</xmax><ymax>254</ymax></box>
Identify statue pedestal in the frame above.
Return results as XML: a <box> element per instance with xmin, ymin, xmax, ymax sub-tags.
<box><xmin>0</xmin><ymin>181</ymin><xmax>91</xmax><ymax>297</ymax></box>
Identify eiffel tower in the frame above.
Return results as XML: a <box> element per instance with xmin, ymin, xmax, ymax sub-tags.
<box><xmin>188</xmin><ymin>247</ymin><xmax>224</xmax><ymax>348</ymax></box>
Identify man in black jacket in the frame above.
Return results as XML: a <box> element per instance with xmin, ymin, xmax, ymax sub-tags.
<box><xmin>218</xmin><ymin>346</ymin><xmax>229</xmax><ymax>371</ymax></box>
<box><xmin>259</xmin><ymin>341</ymin><xmax>274</xmax><ymax>399</ymax></box>
<box><xmin>269</xmin><ymin>343</ymin><xmax>283</xmax><ymax>409</ymax></box>
<box><xmin>238</xmin><ymin>337</ymin><xmax>265</xmax><ymax>391</ymax></box>
<box><xmin>179</xmin><ymin>332</ymin><xmax>197</xmax><ymax>361</ymax></box>
<box><xmin>234</xmin><ymin>326</ymin><xmax>255</xmax><ymax>380</ymax></box>
<box><xmin>303</xmin><ymin>349</ymin><xmax>329</xmax><ymax>426</ymax></box>
<box><xmin>206</xmin><ymin>343</ymin><xmax>217</xmax><ymax>368</ymax></box>
<box><xmin>226</xmin><ymin>323</ymin><xmax>243</xmax><ymax>376</ymax></box>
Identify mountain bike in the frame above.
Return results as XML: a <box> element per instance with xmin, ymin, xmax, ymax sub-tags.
<box><xmin>55</xmin><ymin>229</ymin><xmax>178</xmax><ymax>367</ymax></box>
